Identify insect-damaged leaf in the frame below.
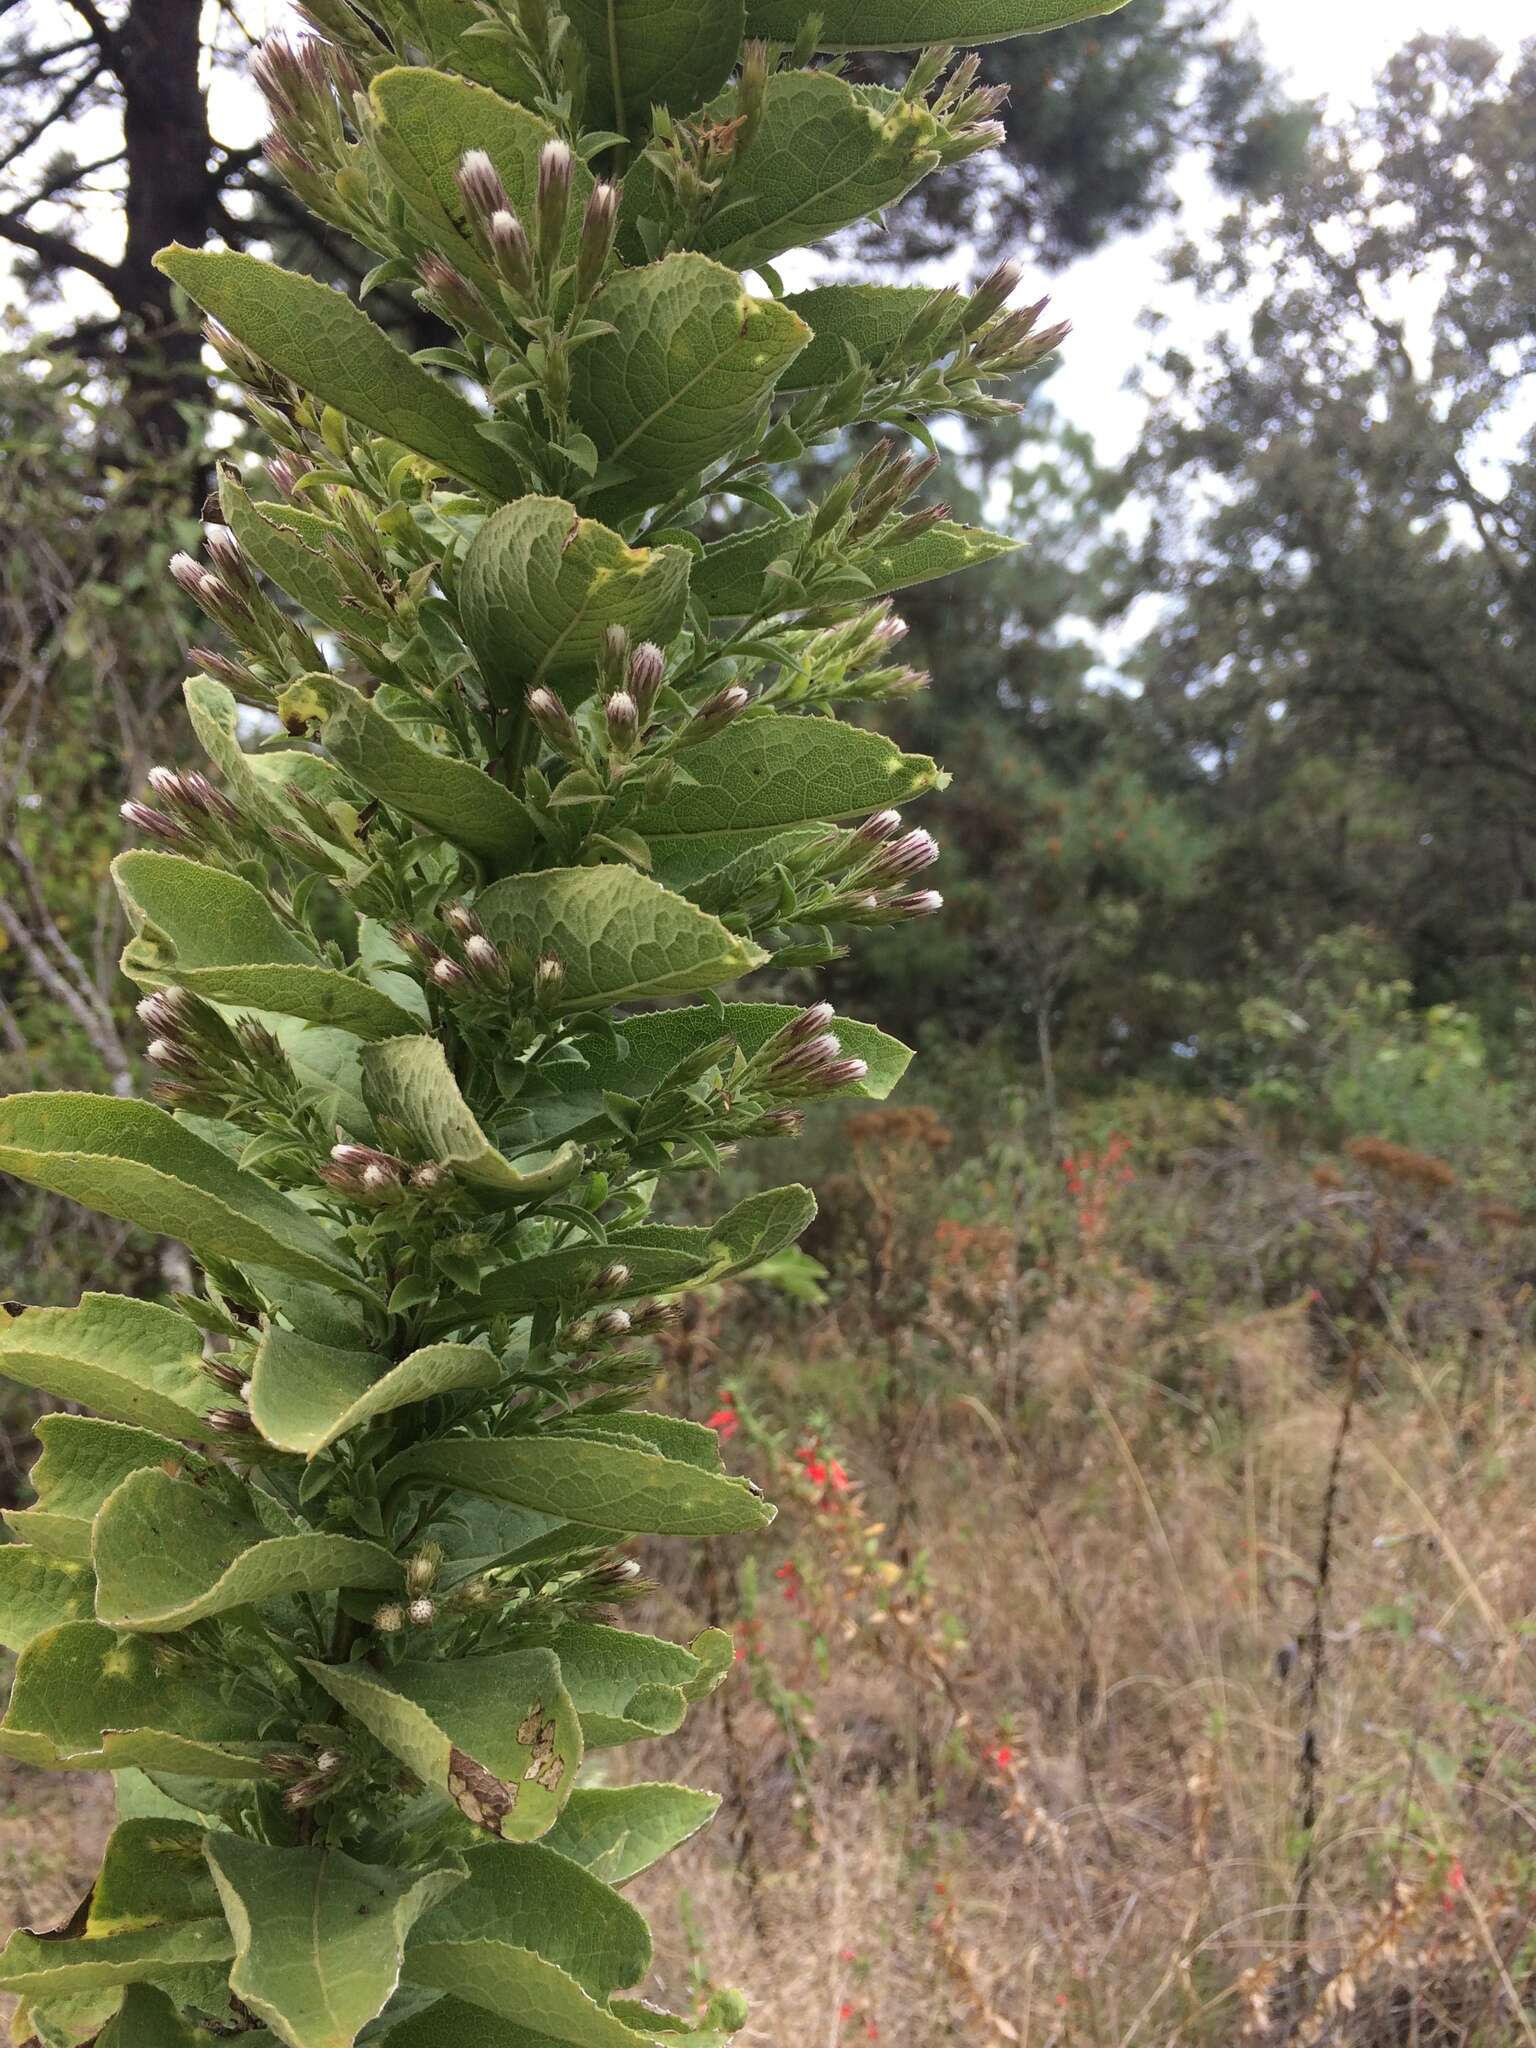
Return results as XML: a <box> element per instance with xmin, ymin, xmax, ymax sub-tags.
<box><xmin>302</xmin><ymin>1649</ymin><xmax>581</xmax><ymax>1842</ymax></box>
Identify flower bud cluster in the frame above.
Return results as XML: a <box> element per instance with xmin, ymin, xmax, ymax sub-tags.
<box><xmin>745</xmin><ymin>1003</ymin><xmax>869</xmax><ymax>1099</ymax></box>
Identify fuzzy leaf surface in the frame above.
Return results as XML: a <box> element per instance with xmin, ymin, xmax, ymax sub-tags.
<box><xmin>476</xmin><ymin>867</ymin><xmax>765</xmax><ymax>1008</ymax></box>
<box><xmin>0</xmin><ymin>1622</ymin><xmax>269</xmax><ymax>1776</ymax></box>
<box><xmin>5</xmin><ymin>1415</ymin><xmax>193</xmax><ymax>1561</ymax></box>
<box><xmin>115</xmin><ymin>852</ymin><xmax>419</xmax><ymax>1040</ymax></box>
<box><xmin>852</xmin><ymin>518</ymin><xmax>1018</xmax><ymax>593</ymax></box>
<box><xmin>92</xmin><ymin>1469</ymin><xmax>400</xmax><ymax>1631</ymax></box>
<box><xmin>406</xmin><ymin>1841</ymin><xmax>649</xmax><ymax>1999</ymax></box>
<box><xmin>381</xmin><ymin>1429</ymin><xmax>772</xmax><ymax>1537</ymax></box>
<box><xmin>617</xmin><ymin>714</ymin><xmax>940</xmax><ymax>892</ymax></box>
<box><xmin>459</xmin><ymin>497</ymin><xmax>691</xmax><ymax>701</ymax></box>
<box><xmin>368</xmin><ymin>68</ymin><xmax>589</xmax><ymax>298</ymax></box>
<box><xmin>564</xmin><ymin>0</ymin><xmax>744</xmax><ymax>129</ymax></box>
<box><xmin>0</xmin><ymin>1094</ymin><xmax>364</xmax><ymax>1293</ymax></box>
<box><xmin>248</xmin><ymin>1330</ymin><xmax>501</xmax><ymax>1459</ymax></box>
<box><xmin>277</xmin><ymin>675</ymin><xmax>537</xmax><ymax>870</ymax></box>
<box><xmin>570</xmin><ymin>255</ymin><xmax>807</xmax><ymax>492</ymax></box>
<box><xmin>155</xmin><ymin>248</ymin><xmax>521</xmax><ymax>498</ymax></box>
<box><xmin>205</xmin><ymin>1835</ymin><xmax>464</xmax><ymax>2048</ymax></box>
<box><xmin>0</xmin><ymin>1296</ymin><xmax>214</xmax><ymax>1439</ymax></box>
<box><xmin>543</xmin><ymin>1785</ymin><xmax>720</xmax><ymax>1885</ymax></box>
<box><xmin>542</xmin><ymin>1623</ymin><xmax>710</xmax><ymax>1747</ymax></box>
<box><xmin>0</xmin><ymin>1548</ymin><xmax>94</xmax><ymax>1652</ymax></box>
<box><xmin>778</xmin><ymin>282</ymin><xmax>937</xmax><ymax>387</ymax></box>
<box><xmin>360</xmin><ymin>1036</ymin><xmax>583</xmax><ymax>1192</ymax></box>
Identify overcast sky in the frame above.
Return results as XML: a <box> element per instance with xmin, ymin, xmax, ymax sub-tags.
<box><xmin>21</xmin><ymin>0</ymin><xmax>1532</xmax><ymax>459</ymax></box>
<box><xmin>1035</xmin><ymin>0</ymin><xmax>1528</xmax><ymax>453</ymax></box>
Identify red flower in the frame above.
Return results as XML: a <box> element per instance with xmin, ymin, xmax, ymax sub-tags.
<box><xmin>827</xmin><ymin>1459</ymin><xmax>851</xmax><ymax>1494</ymax></box>
<box><xmin>840</xmin><ymin>2004</ymin><xmax>855</xmax><ymax>2023</ymax></box>
<box><xmin>705</xmin><ymin>1392</ymin><xmax>739</xmax><ymax>1439</ymax></box>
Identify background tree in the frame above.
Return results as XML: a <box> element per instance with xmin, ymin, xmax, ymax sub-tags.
<box><xmin>1131</xmin><ymin>32</ymin><xmax>1536</xmax><ymax>1031</ymax></box>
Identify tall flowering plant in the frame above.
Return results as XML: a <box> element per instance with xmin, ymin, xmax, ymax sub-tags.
<box><xmin>0</xmin><ymin>1</ymin><xmax>1119</xmax><ymax>2041</ymax></box>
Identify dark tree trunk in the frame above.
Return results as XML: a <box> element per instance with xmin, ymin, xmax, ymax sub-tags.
<box><xmin>114</xmin><ymin>0</ymin><xmax>214</xmax><ymax>458</ymax></box>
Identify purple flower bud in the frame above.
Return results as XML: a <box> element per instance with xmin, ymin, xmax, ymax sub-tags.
<box><xmin>535</xmin><ymin>138</ymin><xmax>573</xmax><ymax>269</ymax></box>
<box><xmin>489</xmin><ymin>208</ymin><xmax>535</xmax><ymax>297</ymax></box>
<box><xmin>120</xmin><ymin>800</ymin><xmax>194</xmax><ymax>847</ymax></box>
<box><xmin>136</xmin><ymin>989</ymin><xmax>194</xmax><ymax>1035</ymax></box>
<box><xmin>575</xmin><ymin>180</ymin><xmax>618</xmax><ymax>299</ymax></box>
<box><xmin>203</xmin><ymin>524</ymin><xmax>247</xmax><ymax>584</ymax></box>
<box><xmin>168</xmin><ymin>551</ymin><xmax>205</xmax><ymax>600</ymax></box>
<box><xmin>441</xmin><ymin>901</ymin><xmax>484</xmax><ymax>940</ymax></box>
<box><xmin>431</xmin><ymin>956</ymin><xmax>471</xmax><ymax>991</ymax></box>
<box><xmin>592</xmin><ymin>1262</ymin><xmax>631</xmax><ymax>1296</ymax></box>
<box><xmin>689</xmin><ymin>683</ymin><xmax>750</xmax><ymax>738</ymax></box>
<box><xmin>525</xmin><ymin>684</ymin><xmax>582</xmax><ymax>760</ymax></box>
<box><xmin>202</xmin><ymin>1355</ymin><xmax>250</xmax><ymax>1393</ymax></box>
<box><xmin>267</xmin><ymin>450</ymin><xmax>312</xmax><ymax>499</ymax></box>
<box><xmin>145</xmin><ymin>1036</ymin><xmax>198</xmax><ymax>1075</ymax></box>
<box><xmin>965</xmin><ymin>258</ymin><xmax>1024</xmax><ymax>332</ymax></box>
<box><xmin>755</xmin><ymin>1106</ymin><xmax>805</xmax><ymax>1136</ymax></box>
<box><xmin>628</xmin><ymin>1300</ymin><xmax>682</xmax><ymax>1333</ymax></box>
<box><xmin>594</xmin><ymin>1308</ymin><xmax>632</xmax><ymax>1340</ymax></box>
<box><xmin>409</xmin><ymin>1161</ymin><xmax>451</xmax><ymax>1192</ymax></box>
<box><xmin>417</xmin><ymin>252</ymin><xmax>492</xmax><ymax>333</ymax></box>
<box><xmin>627</xmin><ymin>641</ymin><xmax>665</xmax><ymax>718</ymax></box>
<box><xmin>330</xmin><ymin>1143</ymin><xmax>393</xmax><ymax>1171</ymax></box>
<box><xmin>207</xmin><ymin>1405</ymin><xmax>255</xmax><ymax>1436</ymax></box>
<box><xmin>892</xmin><ymin>889</ymin><xmax>943</xmax><ymax>918</ymax></box>
<box><xmin>604</xmin><ymin>689</ymin><xmax>639</xmax><ymax>754</ymax></box>
<box><xmin>813</xmin><ymin>1057</ymin><xmax>869</xmax><ymax>1091</ymax></box>
<box><xmin>534</xmin><ymin>953</ymin><xmax>565</xmax><ymax>1001</ymax></box>
<box><xmin>853</xmin><ymin>809</ymin><xmax>902</xmax><ymax>846</ymax></box>
<box><xmin>784</xmin><ymin>1000</ymin><xmax>836</xmax><ymax>1044</ymax></box>
<box><xmin>873</xmin><ymin>827</ymin><xmax>939</xmax><ymax>881</ymax></box>
<box><xmin>464</xmin><ymin>933</ymin><xmax>504</xmax><ymax>981</ymax></box>
<box><xmin>457</xmin><ymin>147</ymin><xmax>509</xmax><ymax>228</ymax></box>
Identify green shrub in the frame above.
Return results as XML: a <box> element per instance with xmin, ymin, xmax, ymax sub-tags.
<box><xmin>0</xmin><ymin>3</ymin><xmax>1121</xmax><ymax>2042</ymax></box>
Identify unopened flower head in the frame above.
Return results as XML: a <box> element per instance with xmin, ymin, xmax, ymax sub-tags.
<box><xmin>457</xmin><ymin>147</ymin><xmax>508</xmax><ymax>228</ymax></box>
<box><xmin>535</xmin><ymin>138</ymin><xmax>573</xmax><ymax>269</ymax></box>
<box><xmin>489</xmin><ymin>208</ymin><xmax>535</xmax><ymax>297</ymax></box>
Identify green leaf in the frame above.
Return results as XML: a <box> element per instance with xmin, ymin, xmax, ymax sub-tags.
<box><xmin>154</xmin><ymin>246</ymin><xmax>521</xmax><ymax>499</ymax></box>
<box><xmin>368</xmin><ymin>68</ymin><xmax>591</xmax><ymax>300</ymax></box>
<box><xmin>622</xmin><ymin>1181</ymin><xmax>817</xmax><ymax>1280</ymax></box>
<box><xmin>744</xmin><ymin>0</ymin><xmax>1129</xmax><ymax>46</ymax></box>
<box><xmin>388</xmin><ymin>1991</ymin><xmax>649</xmax><ymax>2048</ymax></box>
<box><xmin>404</xmin><ymin>0</ymin><xmax>541</xmax><ymax>99</ymax></box>
<box><xmin>0</xmin><ymin>1922</ymin><xmax>233</xmax><ymax>2001</ymax></box>
<box><xmin>303</xmin><ymin>1649</ymin><xmax>581</xmax><ymax>1841</ymax></box>
<box><xmin>276</xmin><ymin>674</ymin><xmax>537</xmax><ymax>871</ymax></box>
<box><xmin>114</xmin><ymin>852</ymin><xmax>420</xmax><ymax>1040</ymax></box>
<box><xmin>526</xmin><ymin>1005</ymin><xmax>911</xmax><ymax>1138</ymax></box>
<box><xmin>205</xmin><ymin>1835</ymin><xmax>464</xmax><ymax>2048</ymax></box>
<box><xmin>0</xmin><ymin>1547</ymin><xmax>94</xmax><ymax>1652</ymax></box>
<box><xmin>691</xmin><ymin>514</ymin><xmax>812</xmax><ymax>618</ymax></box>
<box><xmin>617</xmin><ymin>714</ymin><xmax>940</xmax><ymax>891</ymax></box>
<box><xmin>0</xmin><ymin>1295</ymin><xmax>215</xmax><ymax>1439</ymax></box>
<box><xmin>778</xmin><ymin>282</ymin><xmax>939</xmax><ymax>387</ymax></box>
<box><xmin>852</xmin><ymin>518</ymin><xmax>1018</xmax><ymax>592</ymax></box>
<box><xmin>459</xmin><ymin>496</ymin><xmax>691</xmax><ymax>703</ymax></box>
<box><xmin>97</xmin><ymin>1984</ymin><xmax>230</xmax><ymax>2046</ymax></box>
<box><xmin>564</xmin><ymin>0</ymin><xmax>744</xmax><ymax>130</ymax></box>
<box><xmin>543</xmin><ymin>1623</ymin><xmax>715</xmax><ymax>1747</ymax></box>
<box><xmin>93</xmin><ymin>1468</ymin><xmax>401</xmax><ymax>1631</ymax></box>
<box><xmin>360</xmin><ymin>1036</ymin><xmax>584</xmax><ymax>1193</ymax></box>
<box><xmin>380</xmin><ymin>1425</ymin><xmax>772</xmax><ymax>1537</ymax></box>
<box><xmin>476</xmin><ymin>867</ymin><xmax>765</xmax><ymax>1008</ymax></box>
<box><xmin>248</xmin><ymin>1329</ymin><xmax>501</xmax><ymax>1459</ymax></box>
<box><xmin>469</xmin><ymin>1240</ymin><xmax>708</xmax><ymax>1320</ymax></box>
<box><xmin>0</xmin><ymin>1093</ymin><xmax>368</xmax><ymax>1296</ymax></box>
<box><xmin>635</xmin><ymin>70</ymin><xmax>941</xmax><ymax>273</ymax></box>
<box><xmin>184</xmin><ymin>675</ymin><xmax>356</xmax><ymax>847</ymax></box>
<box><xmin>543</xmin><ymin>1785</ymin><xmax>719</xmax><ymax>1885</ymax></box>
<box><xmin>407</xmin><ymin>1841</ymin><xmax>648</xmax><ymax>2001</ymax></box>
<box><xmin>0</xmin><ymin>1621</ymin><xmax>270</xmax><ymax>1777</ymax></box>
<box><xmin>570</xmin><ymin>255</ymin><xmax>807</xmax><ymax>493</ymax></box>
<box><xmin>4</xmin><ymin>1415</ymin><xmax>193</xmax><ymax>1561</ymax></box>
<box><xmin>218</xmin><ymin>467</ymin><xmax>370</xmax><ymax>638</ymax></box>
<box><xmin>88</xmin><ymin>1819</ymin><xmax>224</xmax><ymax>1936</ymax></box>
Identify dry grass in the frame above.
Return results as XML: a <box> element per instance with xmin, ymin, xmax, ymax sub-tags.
<box><xmin>2</xmin><ymin>1123</ymin><xmax>1535</xmax><ymax>2045</ymax></box>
